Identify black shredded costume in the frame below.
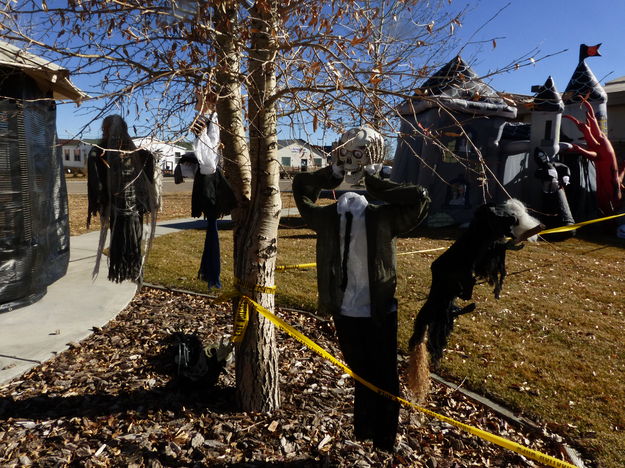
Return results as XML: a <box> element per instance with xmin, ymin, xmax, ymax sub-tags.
<box><xmin>87</xmin><ymin>115</ymin><xmax>158</xmax><ymax>283</ymax></box>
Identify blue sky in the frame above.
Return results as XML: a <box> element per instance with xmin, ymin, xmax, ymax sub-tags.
<box><xmin>458</xmin><ymin>1</ymin><xmax>625</xmax><ymax>95</ymax></box>
<box><xmin>56</xmin><ymin>0</ymin><xmax>625</xmax><ymax>141</ymax></box>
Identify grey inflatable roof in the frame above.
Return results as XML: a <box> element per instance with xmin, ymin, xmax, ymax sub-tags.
<box><xmin>397</xmin><ymin>56</ymin><xmax>517</xmax><ymax>118</ymax></box>
<box><xmin>533</xmin><ymin>76</ymin><xmax>564</xmax><ymax>113</ymax></box>
<box><xmin>563</xmin><ymin>60</ymin><xmax>606</xmax><ymax>104</ymax></box>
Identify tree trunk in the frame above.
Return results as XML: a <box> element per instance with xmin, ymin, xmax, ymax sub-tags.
<box><xmin>233</xmin><ymin>0</ymin><xmax>281</xmax><ymax>412</ymax></box>
<box><xmin>214</xmin><ymin>0</ymin><xmax>281</xmax><ymax>412</ymax></box>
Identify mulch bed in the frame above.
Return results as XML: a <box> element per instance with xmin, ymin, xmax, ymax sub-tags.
<box><xmin>0</xmin><ymin>287</ymin><xmax>580</xmax><ymax>467</ymax></box>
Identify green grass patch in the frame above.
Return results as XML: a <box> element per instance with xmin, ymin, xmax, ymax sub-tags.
<box><xmin>144</xmin><ymin>221</ymin><xmax>625</xmax><ymax>468</ymax></box>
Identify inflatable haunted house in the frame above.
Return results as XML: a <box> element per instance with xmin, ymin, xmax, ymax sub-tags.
<box><xmin>392</xmin><ymin>46</ymin><xmax>610</xmax><ymax>229</ymax></box>
<box><xmin>0</xmin><ymin>41</ymin><xmax>84</xmax><ymax>312</ymax></box>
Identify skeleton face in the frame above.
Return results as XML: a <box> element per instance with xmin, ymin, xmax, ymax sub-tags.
<box><xmin>334</xmin><ymin>126</ymin><xmax>384</xmax><ymax>183</ymax></box>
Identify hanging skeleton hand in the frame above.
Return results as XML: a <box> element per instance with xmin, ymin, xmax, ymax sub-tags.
<box><xmin>563</xmin><ymin>99</ymin><xmax>624</xmax><ymax>214</ymax></box>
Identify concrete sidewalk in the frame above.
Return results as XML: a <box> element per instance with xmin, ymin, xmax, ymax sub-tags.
<box><xmin>0</xmin><ymin>211</ymin><xmax>300</xmax><ymax>387</ymax></box>
<box><xmin>0</xmin><ymin>217</ymin><xmax>209</xmax><ymax>386</ymax></box>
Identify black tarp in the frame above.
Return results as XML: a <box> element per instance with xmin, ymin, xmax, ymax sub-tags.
<box><xmin>0</xmin><ymin>69</ymin><xmax>70</xmax><ymax>313</ymax></box>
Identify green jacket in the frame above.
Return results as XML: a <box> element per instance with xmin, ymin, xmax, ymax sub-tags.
<box><xmin>293</xmin><ymin>166</ymin><xmax>430</xmax><ymax>320</ymax></box>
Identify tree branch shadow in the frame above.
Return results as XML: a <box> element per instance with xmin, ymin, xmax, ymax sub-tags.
<box><xmin>0</xmin><ymin>382</ymin><xmax>237</xmax><ymax>421</ymax></box>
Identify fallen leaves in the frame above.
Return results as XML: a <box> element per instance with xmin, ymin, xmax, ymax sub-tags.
<box><xmin>0</xmin><ymin>287</ymin><xmax>579</xmax><ymax>466</ymax></box>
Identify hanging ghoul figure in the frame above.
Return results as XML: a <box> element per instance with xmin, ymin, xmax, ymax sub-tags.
<box><xmin>294</xmin><ymin>126</ymin><xmax>430</xmax><ymax>451</ymax></box>
<box><xmin>87</xmin><ymin>115</ymin><xmax>159</xmax><ymax>283</ymax></box>
<box><xmin>407</xmin><ymin>199</ymin><xmax>542</xmax><ymax>401</ymax></box>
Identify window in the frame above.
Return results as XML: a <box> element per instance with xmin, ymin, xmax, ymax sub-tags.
<box><xmin>300</xmin><ymin>159</ymin><xmax>308</xmax><ymax>171</ymax></box>
<box><xmin>442</xmin><ymin>133</ymin><xmax>473</xmax><ymax>164</ymax></box>
<box><xmin>175</xmin><ymin>152</ymin><xmax>181</xmax><ymax>165</ymax></box>
<box><xmin>64</xmin><ymin>149</ymin><xmax>70</xmax><ymax>161</ymax></box>
<box><xmin>314</xmin><ymin>158</ymin><xmax>322</xmax><ymax>167</ymax></box>
<box><xmin>281</xmin><ymin>157</ymin><xmax>291</xmax><ymax>167</ymax></box>
<box><xmin>74</xmin><ymin>148</ymin><xmax>81</xmax><ymax>162</ymax></box>
<box><xmin>445</xmin><ymin>174</ymin><xmax>470</xmax><ymax>208</ymax></box>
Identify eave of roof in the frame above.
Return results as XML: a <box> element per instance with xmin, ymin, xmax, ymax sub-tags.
<box><xmin>0</xmin><ymin>40</ymin><xmax>87</xmax><ymax>102</ymax></box>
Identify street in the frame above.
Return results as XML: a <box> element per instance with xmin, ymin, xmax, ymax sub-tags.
<box><xmin>65</xmin><ymin>176</ymin><xmax>339</xmax><ymax>194</ymax></box>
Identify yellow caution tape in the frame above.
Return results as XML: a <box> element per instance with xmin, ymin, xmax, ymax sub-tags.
<box><xmin>275</xmin><ymin>248</ymin><xmax>446</xmax><ymax>271</ymax></box>
<box><xmin>275</xmin><ymin>213</ymin><xmax>625</xmax><ymax>273</ymax></box>
<box><xmin>539</xmin><ymin>212</ymin><xmax>625</xmax><ymax>235</ymax></box>
<box><xmin>231</xmin><ymin>296</ymin><xmax>250</xmax><ymax>343</ymax></box>
<box><xmin>233</xmin><ymin>295</ymin><xmax>576</xmax><ymax>468</ymax></box>
<box><xmin>233</xmin><ymin>277</ymin><xmax>277</xmax><ymax>295</ymax></box>
<box><xmin>275</xmin><ymin>263</ymin><xmax>317</xmax><ymax>271</ymax></box>
<box><xmin>217</xmin><ymin>279</ymin><xmax>276</xmax><ymax>343</ymax></box>
<box><xmin>398</xmin><ymin>247</ymin><xmax>446</xmax><ymax>256</ymax></box>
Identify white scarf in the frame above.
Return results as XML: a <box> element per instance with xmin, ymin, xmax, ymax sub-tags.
<box><xmin>337</xmin><ymin>192</ymin><xmax>371</xmax><ymax>317</ymax></box>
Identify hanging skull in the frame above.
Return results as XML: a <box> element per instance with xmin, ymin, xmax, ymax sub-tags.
<box><xmin>333</xmin><ymin>126</ymin><xmax>385</xmax><ymax>184</ymax></box>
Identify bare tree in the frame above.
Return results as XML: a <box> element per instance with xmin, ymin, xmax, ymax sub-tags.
<box><xmin>1</xmin><ymin>0</ymin><xmax>520</xmax><ymax>411</ymax></box>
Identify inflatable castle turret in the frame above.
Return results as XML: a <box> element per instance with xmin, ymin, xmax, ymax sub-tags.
<box><xmin>561</xmin><ymin>44</ymin><xmax>606</xmax><ymax>220</ymax></box>
<box><xmin>531</xmin><ymin>76</ymin><xmax>575</xmax><ymax>229</ymax></box>
<box><xmin>530</xmin><ymin>76</ymin><xmax>564</xmax><ymax>159</ymax></box>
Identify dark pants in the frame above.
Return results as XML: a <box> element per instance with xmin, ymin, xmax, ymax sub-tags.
<box><xmin>333</xmin><ymin>312</ymin><xmax>400</xmax><ymax>450</ymax></box>
<box><xmin>197</xmin><ymin>206</ymin><xmax>221</xmax><ymax>289</ymax></box>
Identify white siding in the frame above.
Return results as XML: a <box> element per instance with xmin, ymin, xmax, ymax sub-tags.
<box><xmin>276</xmin><ymin>141</ymin><xmax>327</xmax><ymax>171</ymax></box>
<box><xmin>133</xmin><ymin>138</ymin><xmax>187</xmax><ymax>173</ymax></box>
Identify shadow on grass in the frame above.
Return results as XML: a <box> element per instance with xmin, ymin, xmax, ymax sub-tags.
<box><xmin>278</xmin><ymin>216</ymin><xmax>315</xmax><ymax>230</ymax></box>
<box><xmin>575</xmin><ymin>229</ymin><xmax>625</xmax><ymax>249</ymax></box>
<box><xmin>279</xmin><ymin>216</ymin><xmax>464</xmax><ymax>241</ymax></box>
<box><xmin>401</xmin><ymin>226</ymin><xmax>462</xmax><ymax>241</ymax></box>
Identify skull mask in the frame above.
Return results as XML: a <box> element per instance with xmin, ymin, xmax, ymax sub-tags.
<box><xmin>333</xmin><ymin>126</ymin><xmax>384</xmax><ymax>184</ymax></box>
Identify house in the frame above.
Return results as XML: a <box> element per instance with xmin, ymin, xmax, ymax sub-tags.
<box><xmin>604</xmin><ymin>76</ymin><xmax>625</xmax><ymax>159</ymax></box>
<box><xmin>58</xmin><ymin>138</ymin><xmax>92</xmax><ymax>175</ymax></box>
<box><xmin>132</xmin><ymin>137</ymin><xmax>188</xmax><ymax>175</ymax></box>
<box><xmin>58</xmin><ymin>137</ymin><xmax>190</xmax><ymax>176</ymax></box>
<box><xmin>0</xmin><ymin>40</ymin><xmax>84</xmax><ymax>312</ymax></box>
<box><xmin>277</xmin><ymin>139</ymin><xmax>328</xmax><ymax>175</ymax></box>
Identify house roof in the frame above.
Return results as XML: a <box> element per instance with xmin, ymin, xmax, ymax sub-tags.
<box><xmin>0</xmin><ymin>40</ymin><xmax>86</xmax><ymax>102</ymax></box>
<box><xmin>397</xmin><ymin>56</ymin><xmax>517</xmax><ymax>118</ymax></box>
<box><xmin>278</xmin><ymin>139</ymin><xmax>325</xmax><ymax>156</ymax></box>
<box><xmin>277</xmin><ymin>138</ymin><xmax>306</xmax><ymax>149</ymax></box>
<box><xmin>604</xmin><ymin>76</ymin><xmax>625</xmax><ymax>106</ymax></box>
<box><xmin>57</xmin><ymin>138</ymin><xmax>99</xmax><ymax>146</ymax></box>
<box><xmin>133</xmin><ymin>137</ymin><xmax>188</xmax><ymax>151</ymax></box>
<box><xmin>605</xmin><ymin>75</ymin><xmax>625</xmax><ymax>94</ymax></box>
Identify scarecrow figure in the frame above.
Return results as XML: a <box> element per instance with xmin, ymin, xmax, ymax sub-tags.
<box><xmin>293</xmin><ymin>126</ymin><xmax>430</xmax><ymax>451</ymax></box>
<box><xmin>87</xmin><ymin>115</ymin><xmax>159</xmax><ymax>283</ymax></box>
<box><xmin>407</xmin><ymin>198</ymin><xmax>542</xmax><ymax>401</ymax></box>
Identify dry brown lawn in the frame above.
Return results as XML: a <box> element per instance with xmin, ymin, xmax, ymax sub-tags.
<box><xmin>68</xmin><ymin>192</ymin><xmax>300</xmax><ymax>236</ymax></box>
